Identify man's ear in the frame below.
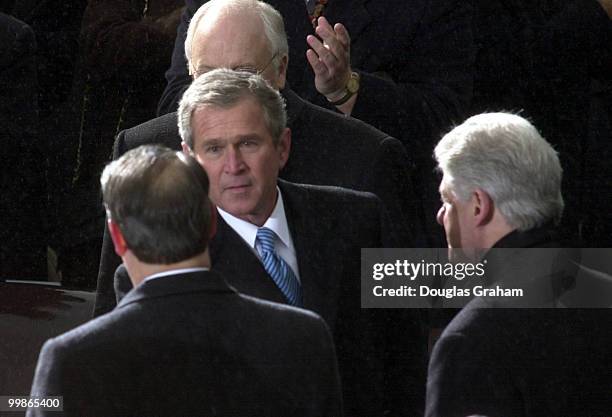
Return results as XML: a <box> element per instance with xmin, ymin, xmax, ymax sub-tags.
<box><xmin>472</xmin><ymin>188</ymin><xmax>494</xmax><ymax>226</ymax></box>
<box><xmin>277</xmin><ymin>127</ymin><xmax>291</xmax><ymax>169</ymax></box>
<box><xmin>182</xmin><ymin>141</ymin><xmax>193</xmax><ymax>156</ymax></box>
<box><xmin>108</xmin><ymin>219</ymin><xmax>128</xmax><ymax>257</ymax></box>
<box><xmin>276</xmin><ymin>54</ymin><xmax>289</xmax><ymax>90</ymax></box>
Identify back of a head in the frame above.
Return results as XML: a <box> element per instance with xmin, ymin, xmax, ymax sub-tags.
<box><xmin>185</xmin><ymin>0</ymin><xmax>288</xmax><ymax>72</ymax></box>
<box><xmin>100</xmin><ymin>145</ymin><xmax>212</xmax><ymax>264</ymax></box>
<box><xmin>435</xmin><ymin>112</ymin><xmax>564</xmax><ymax>231</ymax></box>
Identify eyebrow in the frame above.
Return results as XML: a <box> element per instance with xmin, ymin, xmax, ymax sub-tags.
<box><xmin>200</xmin><ymin>134</ymin><xmax>264</xmax><ymax>146</ymax></box>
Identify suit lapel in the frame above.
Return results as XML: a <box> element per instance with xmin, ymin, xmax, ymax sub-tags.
<box><xmin>210</xmin><ymin>214</ymin><xmax>287</xmax><ymax>304</ymax></box>
<box><xmin>279</xmin><ymin>181</ymin><xmax>344</xmax><ymax>329</ymax></box>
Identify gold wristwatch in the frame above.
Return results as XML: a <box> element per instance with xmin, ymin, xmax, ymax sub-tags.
<box><xmin>329</xmin><ymin>71</ymin><xmax>360</xmax><ymax>106</ymax></box>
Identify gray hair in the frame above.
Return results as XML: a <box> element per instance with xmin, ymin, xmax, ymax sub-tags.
<box><xmin>185</xmin><ymin>0</ymin><xmax>289</xmax><ymax>74</ymax></box>
<box><xmin>178</xmin><ymin>68</ymin><xmax>287</xmax><ymax>149</ymax></box>
<box><xmin>434</xmin><ymin>112</ymin><xmax>564</xmax><ymax>231</ymax></box>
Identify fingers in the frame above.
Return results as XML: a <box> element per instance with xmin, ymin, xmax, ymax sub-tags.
<box><xmin>334</xmin><ymin>23</ymin><xmax>350</xmax><ymax>49</ymax></box>
<box><xmin>305</xmin><ymin>17</ymin><xmax>352</xmax><ymax>97</ymax></box>
<box><xmin>306</xmin><ymin>47</ymin><xmax>327</xmax><ymax>76</ymax></box>
<box><xmin>306</xmin><ymin>34</ymin><xmax>338</xmax><ymax>69</ymax></box>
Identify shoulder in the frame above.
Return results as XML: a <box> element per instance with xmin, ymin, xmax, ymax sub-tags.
<box><xmin>290</xmin><ymin>91</ymin><xmax>392</xmax><ymax>146</ymax></box>
<box><xmin>279</xmin><ymin>179</ymin><xmax>382</xmax><ymax>210</ymax></box>
<box><xmin>36</xmin><ymin>311</ymin><xmax>126</xmax><ymax>368</ymax></box>
<box><xmin>235</xmin><ymin>293</ymin><xmax>334</xmax><ymax>346</ymax></box>
<box><xmin>115</xmin><ymin>112</ymin><xmax>180</xmax><ymax>156</ymax></box>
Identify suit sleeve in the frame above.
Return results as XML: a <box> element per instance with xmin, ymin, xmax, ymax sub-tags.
<box><xmin>349</xmin><ymin>0</ymin><xmax>474</xmax><ymax>145</ymax></box>
<box><xmin>157</xmin><ymin>1</ymin><xmax>197</xmax><ymax>115</ymax></box>
<box><xmin>313</xmin><ymin>317</ymin><xmax>344</xmax><ymax>417</ymax></box>
<box><xmin>93</xmin><ymin>128</ymin><xmax>132</xmax><ymax>317</ymax></box>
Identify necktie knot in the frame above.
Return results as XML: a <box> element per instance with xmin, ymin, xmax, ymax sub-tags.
<box><xmin>256</xmin><ymin>227</ymin><xmax>277</xmax><ymax>253</ymax></box>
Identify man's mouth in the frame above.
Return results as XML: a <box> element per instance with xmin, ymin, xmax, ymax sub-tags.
<box><xmin>224</xmin><ymin>183</ymin><xmax>251</xmax><ymax>192</ymax></box>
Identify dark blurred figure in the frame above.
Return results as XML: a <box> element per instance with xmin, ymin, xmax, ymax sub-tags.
<box><xmin>0</xmin><ymin>12</ymin><xmax>46</xmax><ymax>278</ymax></box>
<box><xmin>472</xmin><ymin>0</ymin><xmax>612</xmax><ymax>247</ymax></box>
<box><xmin>50</xmin><ymin>0</ymin><xmax>184</xmax><ymax>287</ymax></box>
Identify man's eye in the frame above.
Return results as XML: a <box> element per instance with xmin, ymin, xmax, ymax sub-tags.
<box><xmin>240</xmin><ymin>140</ymin><xmax>259</xmax><ymax>150</ymax></box>
<box><xmin>205</xmin><ymin>145</ymin><xmax>221</xmax><ymax>154</ymax></box>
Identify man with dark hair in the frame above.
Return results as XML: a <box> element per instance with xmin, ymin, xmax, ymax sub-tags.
<box><xmin>99</xmin><ymin>70</ymin><xmax>427</xmax><ymax>416</ymax></box>
<box><xmin>29</xmin><ymin>145</ymin><xmax>342</xmax><ymax>417</ymax></box>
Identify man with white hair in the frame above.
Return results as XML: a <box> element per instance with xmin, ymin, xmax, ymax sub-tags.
<box><xmin>434</xmin><ymin>112</ymin><xmax>564</xmax><ymax>262</ymax></box>
<box><xmin>425</xmin><ymin>113</ymin><xmax>611</xmax><ymax>417</ymax></box>
<box><xmin>94</xmin><ymin>1</ymin><xmax>419</xmax><ymax>308</ymax></box>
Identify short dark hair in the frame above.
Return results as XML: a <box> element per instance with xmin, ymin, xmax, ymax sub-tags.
<box><xmin>101</xmin><ymin>145</ymin><xmax>213</xmax><ymax>264</ymax></box>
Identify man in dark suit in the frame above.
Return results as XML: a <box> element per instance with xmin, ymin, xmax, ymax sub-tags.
<box><xmin>29</xmin><ymin>145</ymin><xmax>342</xmax><ymax>417</ymax></box>
<box><xmin>98</xmin><ymin>0</ymin><xmax>420</xmax><ymax>249</ymax></box>
<box><xmin>159</xmin><ymin>0</ymin><xmax>473</xmax><ymax>147</ymax></box>
<box><xmin>425</xmin><ymin>113</ymin><xmax>612</xmax><ymax>417</ymax></box>
<box><xmin>100</xmin><ymin>70</ymin><xmax>427</xmax><ymax>416</ymax></box>
<box><xmin>158</xmin><ymin>0</ymin><xmax>474</xmax><ymax>243</ymax></box>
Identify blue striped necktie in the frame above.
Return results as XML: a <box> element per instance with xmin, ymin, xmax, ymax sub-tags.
<box><xmin>256</xmin><ymin>227</ymin><xmax>303</xmax><ymax>307</ymax></box>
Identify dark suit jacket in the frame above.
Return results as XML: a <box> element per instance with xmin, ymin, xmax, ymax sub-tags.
<box><xmin>425</xmin><ymin>227</ymin><xmax>612</xmax><ymax>417</ymax></box>
<box><xmin>29</xmin><ymin>270</ymin><xmax>342</xmax><ymax>417</ymax></box>
<box><xmin>102</xmin><ymin>181</ymin><xmax>427</xmax><ymax>416</ymax></box>
<box><xmin>109</xmin><ymin>87</ymin><xmax>419</xmax><ymax>245</ymax></box>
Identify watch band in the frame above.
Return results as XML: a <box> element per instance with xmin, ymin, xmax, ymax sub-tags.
<box><xmin>328</xmin><ymin>71</ymin><xmax>360</xmax><ymax>106</ymax></box>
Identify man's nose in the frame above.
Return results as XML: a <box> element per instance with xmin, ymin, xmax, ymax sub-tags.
<box><xmin>436</xmin><ymin>205</ymin><xmax>446</xmax><ymax>226</ymax></box>
<box><xmin>224</xmin><ymin>146</ymin><xmax>245</xmax><ymax>174</ymax></box>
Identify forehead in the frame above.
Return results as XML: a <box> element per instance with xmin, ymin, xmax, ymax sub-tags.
<box><xmin>191</xmin><ymin>98</ymin><xmax>272</xmax><ymax>141</ymax></box>
<box><xmin>192</xmin><ymin>10</ymin><xmax>270</xmax><ymax>67</ymax></box>
<box><xmin>438</xmin><ymin>174</ymin><xmax>455</xmax><ymax>198</ymax></box>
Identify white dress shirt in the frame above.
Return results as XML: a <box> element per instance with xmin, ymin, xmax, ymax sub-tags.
<box><xmin>217</xmin><ymin>188</ymin><xmax>301</xmax><ymax>282</ymax></box>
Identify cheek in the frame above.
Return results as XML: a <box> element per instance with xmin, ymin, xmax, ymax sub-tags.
<box><xmin>437</xmin><ymin>206</ymin><xmax>446</xmax><ymax>226</ymax></box>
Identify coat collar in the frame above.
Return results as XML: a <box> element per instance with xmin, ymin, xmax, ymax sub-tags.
<box><xmin>117</xmin><ymin>270</ymin><xmax>236</xmax><ymax>309</ymax></box>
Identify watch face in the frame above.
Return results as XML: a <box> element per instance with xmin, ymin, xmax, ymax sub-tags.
<box><xmin>347</xmin><ymin>73</ymin><xmax>360</xmax><ymax>94</ymax></box>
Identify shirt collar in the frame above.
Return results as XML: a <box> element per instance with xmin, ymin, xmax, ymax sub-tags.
<box><xmin>144</xmin><ymin>267</ymin><xmax>210</xmax><ymax>282</ymax></box>
<box><xmin>217</xmin><ymin>187</ymin><xmax>293</xmax><ymax>250</ymax></box>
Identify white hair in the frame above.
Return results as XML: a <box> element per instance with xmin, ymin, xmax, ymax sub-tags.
<box><xmin>184</xmin><ymin>0</ymin><xmax>288</xmax><ymax>74</ymax></box>
<box><xmin>435</xmin><ymin>112</ymin><xmax>564</xmax><ymax>231</ymax></box>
